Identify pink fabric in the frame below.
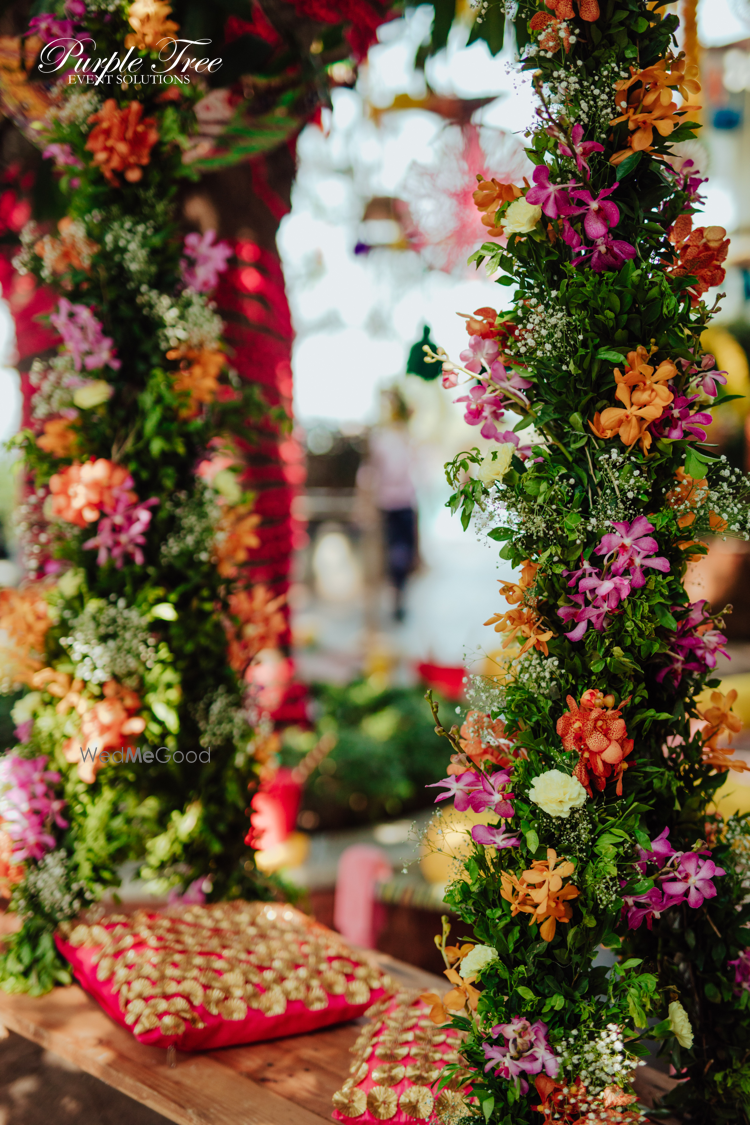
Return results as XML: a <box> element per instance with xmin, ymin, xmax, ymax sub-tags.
<box><xmin>332</xmin><ymin>993</ymin><xmax>470</xmax><ymax>1123</ymax></box>
<box><xmin>334</xmin><ymin>845</ymin><xmax>392</xmax><ymax>949</ymax></box>
<box><xmin>55</xmin><ymin>903</ymin><xmax>391</xmax><ymax>1051</ymax></box>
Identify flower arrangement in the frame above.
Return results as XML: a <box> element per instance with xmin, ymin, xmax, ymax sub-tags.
<box><xmin>0</xmin><ymin>2</ymin><xmax>294</xmax><ymax>994</ymax></box>
<box><xmin>420</xmin><ymin>2</ymin><xmax>750</xmax><ymax>1121</ymax></box>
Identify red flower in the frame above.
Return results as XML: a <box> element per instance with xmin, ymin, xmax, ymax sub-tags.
<box><xmin>85</xmin><ymin>100</ymin><xmax>159</xmax><ymax>186</ymax></box>
<box><xmin>556</xmin><ymin>690</ymin><xmax>633</xmax><ymax>796</ymax></box>
<box><xmin>669</xmin><ymin>215</ymin><xmax>729</xmax><ymax>305</ymax></box>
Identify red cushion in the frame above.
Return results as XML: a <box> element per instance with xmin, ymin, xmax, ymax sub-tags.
<box><xmin>55</xmin><ymin>901</ymin><xmax>392</xmax><ymax>1051</ymax></box>
<box><xmin>332</xmin><ymin>991</ymin><xmax>473</xmax><ymax>1123</ymax></box>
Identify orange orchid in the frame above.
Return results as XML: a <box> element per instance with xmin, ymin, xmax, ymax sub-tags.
<box><xmin>610</xmin><ymin>55</ymin><xmax>701</xmax><ymax>165</ymax></box>
<box><xmin>33</xmin><ymin>216</ymin><xmax>98</xmax><ymax>282</ymax></box>
<box><xmin>697</xmin><ymin>689</ymin><xmax>747</xmax><ymax>773</ymax></box>
<box><xmin>485</xmin><ymin>561</ymin><xmax>555</xmax><ymax>656</ymax></box>
<box><xmin>590</xmin><ymin>381</ymin><xmax>663</xmax><ymax>454</ymax></box>
<box><xmin>534</xmin><ymin>1075</ymin><xmax>641</xmax><ymax>1124</ymax></box>
<box><xmin>167</xmin><ymin>347</ymin><xmax>225</xmax><ymax>418</ymax></box>
<box><xmin>0</xmin><ymin>586</ymin><xmax>50</xmax><ymax>688</ymax></box>
<box><xmin>86</xmin><ymin>99</ymin><xmax>159</xmax><ymax>187</ymax></box>
<box><xmin>452</xmin><ymin>711</ymin><xmax>515</xmax><ymax>772</ymax></box>
<box><xmin>37</xmin><ymin>417</ymin><xmax>79</xmax><ymax>458</ymax></box>
<box><xmin>614</xmin><ymin>346</ymin><xmax>675</xmax><ymax>412</ymax></box>
<box><xmin>501</xmin><ymin>849</ymin><xmax>579</xmax><ymax>941</ymax></box>
<box><xmin>473</xmin><ymin>176</ymin><xmax>522</xmax><ymax>234</ymax></box>
<box><xmin>49</xmin><ymin>458</ymin><xmax>135</xmax><ymax>527</ymax></box>
<box><xmin>62</xmin><ymin>680</ymin><xmax>146</xmax><ymax>784</ymax></box>
<box><xmin>225</xmin><ymin>585</ymin><xmax>287</xmax><ymax>674</ymax></box>
<box><xmin>420</xmin><ymin>946</ymin><xmax>482</xmax><ymax>1025</ymax></box>
<box><xmin>125</xmin><ymin>0</ymin><xmax>179</xmax><ymax>51</ymax></box>
<box><xmin>556</xmin><ymin>691</ymin><xmax>634</xmax><ymax>796</ymax></box>
<box><xmin>215</xmin><ymin>504</ymin><xmax>262</xmax><ymax>578</ymax></box>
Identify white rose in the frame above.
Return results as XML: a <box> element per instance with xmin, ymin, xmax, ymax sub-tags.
<box><xmin>503</xmin><ymin>198</ymin><xmax>542</xmax><ymax>236</ymax></box>
<box><xmin>668</xmin><ymin>1001</ymin><xmax>694</xmax><ymax>1049</ymax></box>
<box><xmin>475</xmin><ymin>443</ymin><xmax>514</xmax><ymax>485</ymax></box>
<box><xmin>528</xmin><ymin>769</ymin><xmax>587</xmax><ymax>818</ymax></box>
<box><xmin>73</xmin><ymin>380</ymin><xmax>113</xmax><ymax>409</ymax></box>
<box><xmin>459</xmin><ymin>944</ymin><xmax>498</xmax><ymax>979</ymax></box>
<box><xmin>11</xmin><ymin>692</ymin><xmax>42</xmax><ymax>725</ymax></box>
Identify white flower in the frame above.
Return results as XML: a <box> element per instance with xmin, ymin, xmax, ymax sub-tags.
<box><xmin>11</xmin><ymin>691</ymin><xmax>42</xmax><ymax>725</ymax></box>
<box><xmin>459</xmin><ymin>944</ymin><xmax>498</xmax><ymax>979</ymax></box>
<box><xmin>528</xmin><ymin>769</ymin><xmax>587</xmax><ymax>818</ymax></box>
<box><xmin>73</xmin><ymin>380</ymin><xmax>113</xmax><ymax>409</ymax></box>
<box><xmin>475</xmin><ymin>444</ymin><xmax>514</xmax><ymax>485</ymax></box>
<box><xmin>668</xmin><ymin>1001</ymin><xmax>694</xmax><ymax>1049</ymax></box>
<box><xmin>503</xmin><ymin>198</ymin><xmax>542</xmax><ymax>235</ymax></box>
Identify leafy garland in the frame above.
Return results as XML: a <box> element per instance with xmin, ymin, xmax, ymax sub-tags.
<box><xmin>0</xmin><ymin>3</ymin><xmax>292</xmax><ymax>994</ymax></box>
<box><xmin>421</xmin><ymin>2</ymin><xmax>750</xmax><ymax>1123</ymax></box>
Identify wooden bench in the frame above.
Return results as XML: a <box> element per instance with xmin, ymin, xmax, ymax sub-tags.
<box><xmin>0</xmin><ymin>946</ymin><xmax>679</xmax><ymax>1124</ymax></box>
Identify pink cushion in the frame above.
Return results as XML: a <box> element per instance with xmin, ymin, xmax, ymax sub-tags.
<box><xmin>332</xmin><ymin>991</ymin><xmax>473</xmax><ymax>1123</ymax></box>
<box><xmin>55</xmin><ymin>901</ymin><xmax>392</xmax><ymax>1051</ymax></box>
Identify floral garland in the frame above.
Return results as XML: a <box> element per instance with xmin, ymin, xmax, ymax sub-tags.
<box><xmin>0</xmin><ymin>3</ymin><xmax>292</xmax><ymax>994</ymax></box>
<box><xmin>422</xmin><ymin>2</ymin><xmax>750</xmax><ymax>1122</ymax></box>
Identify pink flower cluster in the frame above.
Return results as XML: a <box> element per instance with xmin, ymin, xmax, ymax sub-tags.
<box><xmin>656</xmin><ymin>599</ymin><xmax>728</xmax><ymax>687</ymax></box>
<box><xmin>651</xmin><ymin>393</ymin><xmax>712</xmax><ymax>442</ymax></box>
<box><xmin>180</xmin><ymin>230</ymin><xmax>233</xmax><ymax>293</ymax></box>
<box><xmin>42</xmin><ymin>143</ymin><xmax>84</xmax><ymax>170</ymax></box>
<box><xmin>729</xmin><ymin>949</ymin><xmax>750</xmax><ymax>994</ymax></box>
<box><xmin>525</xmin><ymin>125</ymin><xmax>636</xmax><ymax>273</ymax></box>
<box><xmin>624</xmin><ymin>827</ymin><xmax>726</xmax><ymax>930</ymax></box>
<box><xmin>453</xmin><ymin>334</ymin><xmax>533</xmax><ymax>446</ymax></box>
<box><xmin>84</xmin><ymin>492</ymin><xmax>159</xmax><ymax>569</ymax></box>
<box><xmin>483</xmin><ymin>1018</ymin><xmax>559</xmax><ymax>1093</ymax></box>
<box><xmin>50</xmin><ymin>299</ymin><xmax>121</xmax><ymax>373</ymax></box>
<box><xmin>679</xmin><ymin>351</ymin><xmax>727</xmax><ymax>399</ymax></box>
<box><xmin>429</xmin><ymin>769</ymin><xmax>520</xmax><ymax>851</ymax></box>
<box><xmin>0</xmin><ymin>754</ymin><xmax>67</xmax><ymax>863</ymax></box>
<box><xmin>559</xmin><ymin>517</ymin><xmax>670</xmax><ymax>641</ymax></box>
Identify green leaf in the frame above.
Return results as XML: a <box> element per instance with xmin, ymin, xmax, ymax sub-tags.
<box><xmin>481</xmin><ymin>1096</ymin><xmax>495</xmax><ymax>1124</ymax></box>
<box><xmin>596</xmin><ymin>347</ymin><xmax>626</xmax><ymax>363</ymax></box>
<box><xmin>615</xmin><ymin>151</ymin><xmax>643</xmax><ymax>181</ymax></box>
<box><xmin>516</xmin><ymin>985</ymin><xmax>536</xmax><ymax>1001</ymax></box>
<box><xmin>525</xmin><ymin>829</ymin><xmax>539</xmax><ymax>853</ymax></box>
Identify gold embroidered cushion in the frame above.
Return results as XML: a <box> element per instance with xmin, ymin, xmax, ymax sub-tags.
<box><xmin>332</xmin><ymin>991</ymin><xmax>475</xmax><ymax>1124</ymax></box>
<box><xmin>55</xmin><ymin>901</ymin><xmax>393</xmax><ymax>1050</ymax></box>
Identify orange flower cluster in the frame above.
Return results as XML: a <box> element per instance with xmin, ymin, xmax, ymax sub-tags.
<box><xmin>665</xmin><ymin>467</ymin><xmax>727</xmax><ymax>557</ymax></box>
<box><xmin>225</xmin><ymin>585</ymin><xmax>287</xmax><ymax>675</ymax></box>
<box><xmin>49</xmin><ymin>458</ymin><xmax>135</xmax><ymax>527</ymax></box>
<box><xmin>534</xmin><ymin>1075</ymin><xmax>641</xmax><ymax>1125</ymax></box>
<box><xmin>125</xmin><ymin>0</ymin><xmax>179</xmax><ymax>51</ymax></box>
<box><xmin>86</xmin><ymin>99</ymin><xmax>159</xmax><ymax>186</ymax></box>
<box><xmin>453</xmin><ymin>710</ymin><xmax>515</xmax><ymax>772</ymax></box>
<box><xmin>484</xmin><ymin>559</ymin><xmax>555</xmax><ymax>657</ymax></box>
<box><xmin>215</xmin><ymin>504</ymin><xmax>261</xmax><ymax>578</ymax></box>
<box><xmin>610</xmin><ymin>55</ymin><xmax>701</xmax><ymax>166</ymax></box>
<box><xmin>668</xmin><ymin>215</ymin><xmax>729</xmax><ymax>306</ymax></box>
<box><xmin>473</xmin><ymin>175</ymin><xmax>522</xmax><ymax>234</ymax></box>
<box><xmin>167</xmin><ymin>347</ymin><xmax>225</xmax><ymax>418</ymax></box>
<box><xmin>529</xmin><ymin>1</ymin><xmax>600</xmax><ymax>55</ymax></box>
<box><xmin>37</xmin><ymin>417</ymin><xmax>79</xmax><ymax>458</ymax></box>
<box><xmin>699</xmin><ymin>688</ymin><xmax>748</xmax><ymax>774</ymax></box>
<box><xmin>33</xmin><ymin>216</ymin><xmax>97</xmax><ymax>282</ymax></box>
<box><xmin>61</xmin><ymin>680</ymin><xmax>146</xmax><ymax>784</ymax></box>
<box><xmin>0</xmin><ymin>585</ymin><xmax>50</xmax><ymax>687</ymax></box>
<box><xmin>421</xmin><ymin>942</ymin><xmax>481</xmax><ymax>1024</ymax></box>
<box><xmin>557</xmin><ymin>689</ymin><xmax>634</xmax><ymax>796</ymax></box>
<box><xmin>500</xmin><ymin>848</ymin><xmax>580</xmax><ymax>942</ymax></box>
<box><xmin>590</xmin><ymin>346</ymin><xmax>677</xmax><ymax>454</ymax></box>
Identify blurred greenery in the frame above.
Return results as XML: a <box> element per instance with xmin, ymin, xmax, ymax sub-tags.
<box><xmin>280</xmin><ymin>678</ymin><xmax>452</xmax><ymax>831</ymax></box>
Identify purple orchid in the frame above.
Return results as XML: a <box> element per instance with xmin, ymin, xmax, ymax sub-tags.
<box><xmin>624</xmin><ymin>886</ymin><xmax>670</xmax><ymax>931</ymax></box>
<box><xmin>465</xmin><ymin>770</ymin><xmax>515</xmax><ymax>817</ymax></box>
<box><xmin>428</xmin><ymin>771</ymin><xmax>482</xmax><ymax>812</ymax></box>
<box><xmin>483</xmin><ymin>1019</ymin><xmax>559</xmax><ymax>1094</ymax></box>
<box><xmin>0</xmin><ymin>754</ymin><xmax>68</xmax><ymax>862</ymax></box>
<box><xmin>50</xmin><ymin>299</ymin><xmax>121</xmax><ymax>373</ymax></box>
<box><xmin>578</xmin><ymin>571</ymin><xmax>632</xmax><ymax>610</ymax></box>
<box><xmin>637</xmin><ymin>826</ymin><xmax>677</xmax><ymax>872</ymax></box>
<box><xmin>688</xmin><ymin>353</ymin><xmax>728</xmax><ymax>398</ymax></box>
<box><xmin>181</xmin><ymin>230</ymin><xmax>233</xmax><ymax>293</ymax></box>
<box><xmin>729</xmin><ymin>949</ymin><xmax>750</xmax><ymax>994</ymax></box>
<box><xmin>661</xmin><ymin>852</ymin><xmax>725</xmax><ymax>909</ymax></box>
<box><xmin>656</xmin><ymin>599</ymin><xmax>728</xmax><ymax>686</ymax></box>
<box><xmin>561</xmin><ymin>219</ymin><xmax>582</xmax><ymax>249</ymax></box>
<box><xmin>651</xmin><ymin>394</ymin><xmax>712</xmax><ymax>442</ymax></box>
<box><xmin>493</xmin><ymin>429</ymin><xmax>534</xmax><ymax>458</ymax></box>
<box><xmin>557</xmin><ymin>591</ymin><xmax>608</xmax><ymax>642</ymax></box>
<box><xmin>570</xmin><ymin>184</ymin><xmax>620</xmax><ymax>240</ymax></box>
<box><xmin>557</xmin><ymin>123</ymin><xmax>605</xmax><ymax>174</ymax></box>
<box><xmin>524</xmin><ymin>165</ymin><xmax>577</xmax><ymax>220</ymax></box>
<box><xmin>472</xmin><ymin>823</ymin><xmax>521</xmax><ymax>850</ymax></box>
<box><xmin>28</xmin><ymin>14</ymin><xmax>75</xmax><ymax>41</ymax></box>
<box><xmin>455</xmin><ymin>380</ymin><xmax>507</xmax><ymax>441</ymax></box>
<box><xmin>595</xmin><ymin>517</ymin><xmax>670</xmax><ymax>579</ymax></box>
<box><xmin>42</xmin><ymin>143</ymin><xmax>83</xmax><ymax>170</ymax></box>
<box><xmin>460</xmin><ymin>336</ymin><xmax>499</xmax><ymax>374</ymax></box>
<box><xmin>84</xmin><ymin>496</ymin><xmax>159</xmax><ymax>568</ymax></box>
<box><xmin>578</xmin><ymin>233</ymin><xmax>637</xmax><ymax>273</ymax></box>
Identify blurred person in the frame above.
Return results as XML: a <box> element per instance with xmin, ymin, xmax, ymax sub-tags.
<box><xmin>368</xmin><ymin>388</ymin><xmax>418</xmax><ymax>621</ymax></box>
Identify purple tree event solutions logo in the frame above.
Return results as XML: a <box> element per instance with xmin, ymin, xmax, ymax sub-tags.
<box><xmin>80</xmin><ymin>746</ymin><xmax>211</xmax><ymax>765</ymax></box>
<box><xmin>37</xmin><ymin>35</ymin><xmax>223</xmax><ymax>86</ymax></box>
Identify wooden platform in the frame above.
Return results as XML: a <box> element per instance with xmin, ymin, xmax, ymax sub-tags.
<box><xmin>0</xmin><ymin>951</ymin><xmax>441</xmax><ymax>1125</ymax></box>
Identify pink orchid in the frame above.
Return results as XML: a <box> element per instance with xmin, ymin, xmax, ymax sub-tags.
<box><xmin>577</xmin><ymin>233</ymin><xmax>637</xmax><ymax>273</ymax></box>
<box><xmin>493</xmin><ymin>429</ymin><xmax>534</xmax><ymax>458</ymax></box>
<box><xmin>570</xmin><ymin>184</ymin><xmax>620</xmax><ymax>240</ymax></box>
<box><xmin>625</xmin><ymin>886</ymin><xmax>670</xmax><ymax>931</ymax></box>
<box><xmin>50</xmin><ymin>299</ymin><xmax>121</xmax><ymax>373</ymax></box>
<box><xmin>651</xmin><ymin>394</ymin><xmax>713</xmax><ymax>442</ymax></box>
<box><xmin>0</xmin><ymin>754</ymin><xmax>67</xmax><ymax>862</ymax></box>
<box><xmin>557</xmin><ymin>123</ymin><xmax>604</xmax><ymax>174</ymax></box>
<box><xmin>525</xmin><ymin>165</ymin><xmax>577</xmax><ymax>219</ymax></box>
<box><xmin>656</xmin><ymin>600</ymin><xmax>728</xmax><ymax>686</ymax></box>
<box><xmin>460</xmin><ymin>336</ymin><xmax>499</xmax><ymax>374</ymax></box>
<box><xmin>455</xmin><ymin>381</ymin><xmax>507</xmax><ymax>441</ymax></box>
<box><xmin>28</xmin><ymin>14</ymin><xmax>75</xmax><ymax>41</ymax></box>
<box><xmin>729</xmin><ymin>949</ymin><xmax>750</xmax><ymax>994</ymax></box>
<box><xmin>490</xmin><ymin>361</ymin><xmax>533</xmax><ymax>397</ymax></box>
<box><xmin>578</xmin><ymin>571</ymin><xmax>632</xmax><ymax>610</ymax></box>
<box><xmin>595</xmin><ymin>517</ymin><xmax>670</xmax><ymax>579</ymax></box>
<box><xmin>561</xmin><ymin>219</ymin><xmax>582</xmax><ymax>249</ymax></box>
<box><xmin>428</xmin><ymin>771</ymin><xmax>482</xmax><ymax>812</ymax></box>
<box><xmin>557</xmin><ymin>592</ymin><xmax>608</xmax><ymax>641</ymax></box>
<box><xmin>42</xmin><ymin>143</ymin><xmax>83</xmax><ymax>170</ymax></box>
<box><xmin>472</xmin><ymin>823</ymin><xmax>521</xmax><ymax>850</ymax></box>
<box><xmin>181</xmin><ymin>230</ymin><xmax>233</xmax><ymax>293</ymax></box>
<box><xmin>466</xmin><ymin>770</ymin><xmax>515</xmax><ymax>817</ymax></box>
<box><xmin>637</xmin><ymin>827</ymin><xmax>677</xmax><ymax>872</ymax></box>
<box><xmin>483</xmin><ymin>1018</ymin><xmax>558</xmax><ymax>1093</ymax></box>
<box><xmin>661</xmin><ymin>852</ymin><xmax>725</xmax><ymax>910</ymax></box>
<box><xmin>84</xmin><ymin>496</ymin><xmax>159</xmax><ymax>568</ymax></box>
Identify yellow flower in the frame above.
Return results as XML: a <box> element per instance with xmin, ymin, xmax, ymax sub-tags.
<box><xmin>528</xmin><ymin>769</ymin><xmax>588</xmax><ymax>819</ymax></box>
<box><xmin>73</xmin><ymin>380</ymin><xmax>113</xmax><ymax>409</ymax></box>
<box><xmin>503</xmin><ymin>198</ymin><xmax>542</xmax><ymax>235</ymax></box>
<box><xmin>475</xmin><ymin>444</ymin><xmax>514</xmax><ymax>484</ymax></box>
<box><xmin>668</xmin><ymin>1000</ymin><xmax>694</xmax><ymax>1049</ymax></box>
